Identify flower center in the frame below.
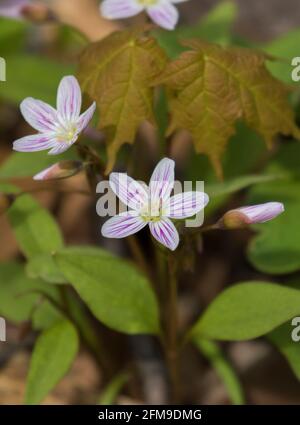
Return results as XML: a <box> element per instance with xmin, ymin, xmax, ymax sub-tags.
<box><xmin>138</xmin><ymin>0</ymin><xmax>158</xmax><ymax>6</ymax></box>
<box><xmin>56</xmin><ymin>124</ymin><xmax>78</xmax><ymax>144</ymax></box>
<box><xmin>140</xmin><ymin>199</ymin><xmax>166</xmax><ymax>222</ymax></box>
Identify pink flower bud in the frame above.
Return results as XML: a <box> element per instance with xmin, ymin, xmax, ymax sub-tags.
<box><xmin>33</xmin><ymin>160</ymin><xmax>83</xmax><ymax>181</ymax></box>
<box><xmin>221</xmin><ymin>202</ymin><xmax>284</xmax><ymax>229</ymax></box>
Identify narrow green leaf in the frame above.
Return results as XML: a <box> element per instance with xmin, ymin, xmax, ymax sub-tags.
<box><xmin>194</xmin><ymin>338</ymin><xmax>245</xmax><ymax>405</ymax></box>
<box><xmin>25</xmin><ymin>320</ymin><xmax>79</xmax><ymax>405</ymax></box>
<box><xmin>268</xmin><ymin>321</ymin><xmax>300</xmax><ymax>380</ymax></box>
<box><xmin>191</xmin><ymin>282</ymin><xmax>300</xmax><ymax>341</ymax></box>
<box><xmin>8</xmin><ymin>194</ymin><xmax>64</xmax><ymax>258</ymax></box>
<box><xmin>0</xmin><ymin>151</ymin><xmax>76</xmax><ymax>179</ymax></box>
<box><xmin>206</xmin><ymin>173</ymin><xmax>282</xmax><ymax>198</ymax></box>
<box><xmin>99</xmin><ymin>372</ymin><xmax>129</xmax><ymax>405</ymax></box>
<box><xmin>55</xmin><ymin>247</ymin><xmax>160</xmax><ymax>335</ymax></box>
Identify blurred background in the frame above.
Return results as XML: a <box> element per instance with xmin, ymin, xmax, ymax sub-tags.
<box><xmin>1</xmin><ymin>0</ymin><xmax>300</xmax><ymax>405</ymax></box>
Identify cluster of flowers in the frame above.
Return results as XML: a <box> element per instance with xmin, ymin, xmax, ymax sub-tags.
<box><xmin>8</xmin><ymin>73</ymin><xmax>284</xmax><ymax>250</ymax></box>
<box><xmin>0</xmin><ymin>1</ymin><xmax>284</xmax><ymax>251</ymax></box>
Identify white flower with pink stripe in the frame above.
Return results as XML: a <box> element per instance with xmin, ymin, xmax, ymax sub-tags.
<box><xmin>100</xmin><ymin>0</ymin><xmax>190</xmax><ymax>31</ymax></box>
<box><xmin>13</xmin><ymin>76</ymin><xmax>96</xmax><ymax>155</ymax></box>
<box><xmin>101</xmin><ymin>158</ymin><xmax>209</xmax><ymax>251</ymax></box>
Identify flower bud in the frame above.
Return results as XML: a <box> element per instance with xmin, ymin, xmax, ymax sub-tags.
<box><xmin>0</xmin><ymin>193</ymin><xmax>15</xmax><ymax>215</ymax></box>
<box><xmin>33</xmin><ymin>160</ymin><xmax>83</xmax><ymax>181</ymax></box>
<box><xmin>221</xmin><ymin>202</ymin><xmax>284</xmax><ymax>229</ymax></box>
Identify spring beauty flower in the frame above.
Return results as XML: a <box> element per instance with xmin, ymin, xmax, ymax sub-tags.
<box><xmin>221</xmin><ymin>202</ymin><xmax>285</xmax><ymax>229</ymax></box>
<box><xmin>0</xmin><ymin>0</ymin><xmax>30</xmax><ymax>19</ymax></box>
<box><xmin>101</xmin><ymin>158</ymin><xmax>209</xmax><ymax>251</ymax></box>
<box><xmin>13</xmin><ymin>76</ymin><xmax>96</xmax><ymax>155</ymax></box>
<box><xmin>100</xmin><ymin>0</ymin><xmax>190</xmax><ymax>31</ymax></box>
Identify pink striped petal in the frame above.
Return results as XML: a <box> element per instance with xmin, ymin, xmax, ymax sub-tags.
<box><xmin>110</xmin><ymin>173</ymin><xmax>148</xmax><ymax>211</ymax></box>
<box><xmin>48</xmin><ymin>142</ymin><xmax>73</xmax><ymax>155</ymax></box>
<box><xmin>13</xmin><ymin>134</ymin><xmax>57</xmax><ymax>152</ymax></box>
<box><xmin>20</xmin><ymin>98</ymin><xmax>58</xmax><ymax>132</ymax></box>
<box><xmin>101</xmin><ymin>0</ymin><xmax>143</xmax><ymax>19</ymax></box>
<box><xmin>57</xmin><ymin>76</ymin><xmax>82</xmax><ymax>122</ymax></box>
<box><xmin>167</xmin><ymin>191</ymin><xmax>209</xmax><ymax>219</ymax></box>
<box><xmin>101</xmin><ymin>211</ymin><xmax>147</xmax><ymax>238</ymax></box>
<box><xmin>149</xmin><ymin>218</ymin><xmax>179</xmax><ymax>251</ymax></box>
<box><xmin>149</xmin><ymin>157</ymin><xmax>175</xmax><ymax>203</ymax></box>
<box><xmin>234</xmin><ymin>202</ymin><xmax>284</xmax><ymax>224</ymax></box>
<box><xmin>147</xmin><ymin>1</ymin><xmax>179</xmax><ymax>30</ymax></box>
<box><xmin>77</xmin><ymin>102</ymin><xmax>97</xmax><ymax>133</ymax></box>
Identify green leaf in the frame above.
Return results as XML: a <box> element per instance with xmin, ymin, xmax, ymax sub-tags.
<box><xmin>154</xmin><ymin>0</ymin><xmax>237</xmax><ymax>58</ymax></box>
<box><xmin>245</xmin><ymin>143</ymin><xmax>300</xmax><ymax>274</ymax></box>
<box><xmin>247</xmin><ymin>179</ymin><xmax>300</xmax><ymax>274</ymax></box>
<box><xmin>0</xmin><ymin>151</ymin><xmax>76</xmax><ymax>179</ymax></box>
<box><xmin>8</xmin><ymin>194</ymin><xmax>64</xmax><ymax>258</ymax></box>
<box><xmin>268</xmin><ymin>321</ymin><xmax>300</xmax><ymax>380</ymax></box>
<box><xmin>99</xmin><ymin>372</ymin><xmax>129</xmax><ymax>405</ymax></box>
<box><xmin>1</xmin><ymin>54</ymin><xmax>74</xmax><ymax>104</ymax></box>
<box><xmin>206</xmin><ymin>173</ymin><xmax>281</xmax><ymax>198</ymax></box>
<box><xmin>26</xmin><ymin>254</ymin><xmax>67</xmax><ymax>285</ymax></box>
<box><xmin>0</xmin><ymin>262</ymin><xmax>61</xmax><ymax>328</ymax></box>
<box><xmin>55</xmin><ymin>247</ymin><xmax>160</xmax><ymax>335</ymax></box>
<box><xmin>194</xmin><ymin>338</ymin><xmax>245</xmax><ymax>405</ymax></box>
<box><xmin>78</xmin><ymin>27</ymin><xmax>167</xmax><ymax>173</ymax></box>
<box><xmin>191</xmin><ymin>282</ymin><xmax>300</xmax><ymax>341</ymax></box>
<box><xmin>25</xmin><ymin>320</ymin><xmax>79</xmax><ymax>405</ymax></box>
<box><xmin>32</xmin><ymin>302</ymin><xmax>62</xmax><ymax>331</ymax></box>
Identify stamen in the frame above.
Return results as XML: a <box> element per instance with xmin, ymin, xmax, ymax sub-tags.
<box><xmin>138</xmin><ymin>0</ymin><xmax>158</xmax><ymax>6</ymax></box>
<box><xmin>56</xmin><ymin>123</ymin><xmax>78</xmax><ymax>144</ymax></box>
